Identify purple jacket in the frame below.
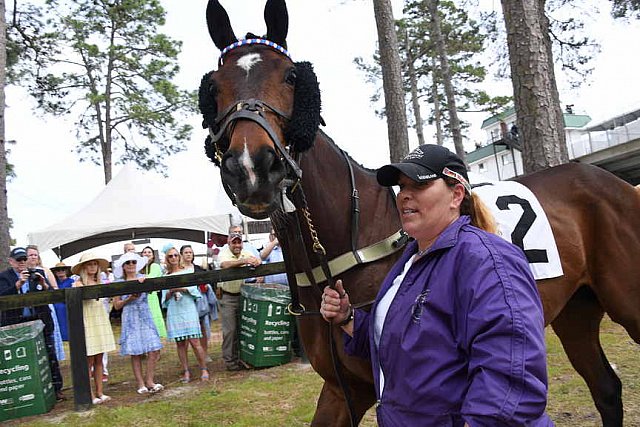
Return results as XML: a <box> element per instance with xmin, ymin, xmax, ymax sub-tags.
<box><xmin>345</xmin><ymin>216</ymin><xmax>553</xmax><ymax>426</ymax></box>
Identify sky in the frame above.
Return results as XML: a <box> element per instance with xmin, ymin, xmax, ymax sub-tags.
<box><xmin>5</xmin><ymin>0</ymin><xmax>640</xmax><ymax>265</ymax></box>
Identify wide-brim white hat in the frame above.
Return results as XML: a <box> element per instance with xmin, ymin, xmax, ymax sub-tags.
<box><xmin>71</xmin><ymin>252</ymin><xmax>110</xmax><ymax>275</ymax></box>
<box><xmin>113</xmin><ymin>252</ymin><xmax>147</xmax><ymax>278</ymax></box>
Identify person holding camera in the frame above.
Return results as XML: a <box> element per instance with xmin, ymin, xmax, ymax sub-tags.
<box><xmin>26</xmin><ymin>245</ymin><xmax>66</xmax><ymax>365</ymax></box>
<box><xmin>0</xmin><ymin>247</ymin><xmax>64</xmax><ymax>401</ymax></box>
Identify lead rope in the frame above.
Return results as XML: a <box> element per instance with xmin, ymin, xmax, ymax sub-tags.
<box><xmin>292</xmin><ymin>186</ymin><xmax>358</xmax><ymax>427</ymax></box>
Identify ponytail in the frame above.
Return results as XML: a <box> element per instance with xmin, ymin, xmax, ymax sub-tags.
<box><xmin>445</xmin><ymin>177</ymin><xmax>497</xmax><ymax>234</ymax></box>
<box><xmin>464</xmin><ymin>193</ymin><xmax>497</xmax><ymax>234</ymax></box>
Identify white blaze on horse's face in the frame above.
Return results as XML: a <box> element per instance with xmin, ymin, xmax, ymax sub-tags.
<box><xmin>240</xmin><ymin>140</ymin><xmax>258</xmax><ymax>188</ymax></box>
<box><xmin>237</xmin><ymin>53</ymin><xmax>262</xmax><ymax>76</ymax></box>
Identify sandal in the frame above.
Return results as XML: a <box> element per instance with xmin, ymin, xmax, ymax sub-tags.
<box><xmin>200</xmin><ymin>367</ymin><xmax>210</xmax><ymax>381</ymax></box>
<box><xmin>180</xmin><ymin>370</ymin><xmax>191</xmax><ymax>383</ymax></box>
<box><xmin>136</xmin><ymin>386</ymin><xmax>149</xmax><ymax>395</ymax></box>
<box><xmin>149</xmin><ymin>383</ymin><xmax>164</xmax><ymax>393</ymax></box>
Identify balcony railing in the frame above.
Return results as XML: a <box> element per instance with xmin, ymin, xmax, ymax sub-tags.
<box><xmin>569</xmin><ymin>119</ymin><xmax>640</xmax><ymax>159</ymax></box>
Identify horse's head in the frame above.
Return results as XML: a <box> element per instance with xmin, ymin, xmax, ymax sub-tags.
<box><xmin>199</xmin><ymin>0</ymin><xmax>321</xmax><ymax>219</ymax></box>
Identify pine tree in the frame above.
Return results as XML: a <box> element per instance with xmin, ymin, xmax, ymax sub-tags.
<box><xmin>357</xmin><ymin>0</ymin><xmax>509</xmax><ymax>157</ymax></box>
<box><xmin>7</xmin><ymin>0</ymin><xmax>195</xmax><ymax>184</ymax></box>
<box><xmin>0</xmin><ymin>0</ymin><xmax>10</xmax><ymax>265</ymax></box>
<box><xmin>372</xmin><ymin>0</ymin><xmax>410</xmax><ymax>162</ymax></box>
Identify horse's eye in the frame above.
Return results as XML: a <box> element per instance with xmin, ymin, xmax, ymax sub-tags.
<box><xmin>285</xmin><ymin>69</ymin><xmax>297</xmax><ymax>86</ymax></box>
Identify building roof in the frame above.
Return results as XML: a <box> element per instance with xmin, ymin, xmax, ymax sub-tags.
<box><xmin>466</xmin><ymin>143</ymin><xmax>509</xmax><ymax>164</ymax></box>
<box><xmin>481</xmin><ymin>107</ymin><xmax>591</xmax><ymax>129</ymax></box>
<box><xmin>481</xmin><ymin>106</ymin><xmax>516</xmax><ymax>129</ymax></box>
<box><xmin>564</xmin><ymin>114</ymin><xmax>591</xmax><ymax>128</ymax></box>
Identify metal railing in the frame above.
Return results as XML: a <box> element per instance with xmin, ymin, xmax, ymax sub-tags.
<box><xmin>569</xmin><ymin>120</ymin><xmax>640</xmax><ymax>159</ymax></box>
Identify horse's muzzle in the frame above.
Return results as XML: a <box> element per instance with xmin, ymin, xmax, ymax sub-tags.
<box><xmin>221</xmin><ymin>146</ymin><xmax>286</xmax><ymax>219</ymax></box>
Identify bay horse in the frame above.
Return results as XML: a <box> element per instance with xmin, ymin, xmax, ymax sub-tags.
<box><xmin>199</xmin><ymin>1</ymin><xmax>640</xmax><ymax>425</ymax></box>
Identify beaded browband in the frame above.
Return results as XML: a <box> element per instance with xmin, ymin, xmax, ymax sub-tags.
<box><xmin>219</xmin><ymin>38</ymin><xmax>292</xmax><ymax>65</ymax></box>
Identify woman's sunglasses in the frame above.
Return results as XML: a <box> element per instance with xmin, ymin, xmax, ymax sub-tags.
<box><xmin>123</xmin><ymin>260</ymin><xmax>137</xmax><ymax>265</ymax></box>
<box><xmin>167</xmin><ymin>254</ymin><xmax>179</xmax><ymax>258</ymax></box>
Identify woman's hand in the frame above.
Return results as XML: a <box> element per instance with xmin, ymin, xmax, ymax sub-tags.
<box><xmin>320</xmin><ymin>280</ymin><xmax>351</xmax><ymax>325</ymax></box>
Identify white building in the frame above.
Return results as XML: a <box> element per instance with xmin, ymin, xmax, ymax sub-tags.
<box><xmin>467</xmin><ymin>106</ymin><xmax>640</xmax><ymax>184</ymax></box>
<box><xmin>467</xmin><ymin>105</ymin><xmax>591</xmax><ymax>181</ymax></box>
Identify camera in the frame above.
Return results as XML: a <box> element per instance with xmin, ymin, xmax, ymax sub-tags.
<box><xmin>27</xmin><ymin>268</ymin><xmax>44</xmax><ymax>292</ymax></box>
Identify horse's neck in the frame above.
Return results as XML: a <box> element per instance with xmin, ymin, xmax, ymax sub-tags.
<box><xmin>298</xmin><ymin>134</ymin><xmax>400</xmax><ymax>258</ymax></box>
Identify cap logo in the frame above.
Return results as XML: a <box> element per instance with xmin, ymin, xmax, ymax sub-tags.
<box><xmin>417</xmin><ymin>173</ymin><xmax>437</xmax><ymax>180</ymax></box>
<box><xmin>403</xmin><ymin>147</ymin><xmax>424</xmax><ymax>161</ymax></box>
<box><xmin>443</xmin><ymin>167</ymin><xmax>471</xmax><ymax>193</ymax></box>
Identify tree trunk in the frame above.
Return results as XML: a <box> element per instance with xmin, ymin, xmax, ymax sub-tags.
<box><xmin>406</xmin><ymin>31</ymin><xmax>425</xmax><ymax>146</ymax></box>
<box><xmin>373</xmin><ymin>0</ymin><xmax>409</xmax><ymax>162</ymax></box>
<box><xmin>501</xmin><ymin>0</ymin><xmax>568</xmax><ymax>173</ymax></box>
<box><xmin>427</xmin><ymin>0</ymin><xmax>465</xmax><ymax>163</ymax></box>
<box><xmin>0</xmin><ymin>0</ymin><xmax>12</xmax><ymax>267</ymax></box>
<box><xmin>431</xmin><ymin>57</ymin><xmax>444</xmax><ymax>146</ymax></box>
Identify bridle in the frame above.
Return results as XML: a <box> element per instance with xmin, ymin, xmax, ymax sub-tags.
<box><xmin>205</xmin><ymin>39</ymin><xmax>303</xmax><ymax>206</ymax></box>
<box><xmin>208</xmin><ymin>98</ymin><xmax>302</xmax><ymax>183</ymax></box>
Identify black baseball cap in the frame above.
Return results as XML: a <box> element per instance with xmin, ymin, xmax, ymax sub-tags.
<box><xmin>10</xmin><ymin>247</ymin><xmax>27</xmax><ymax>260</ymax></box>
<box><xmin>377</xmin><ymin>144</ymin><xmax>471</xmax><ymax>193</ymax></box>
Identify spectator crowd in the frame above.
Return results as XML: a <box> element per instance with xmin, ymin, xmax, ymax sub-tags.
<box><xmin>0</xmin><ymin>225</ymin><xmax>288</xmax><ymax>407</ymax></box>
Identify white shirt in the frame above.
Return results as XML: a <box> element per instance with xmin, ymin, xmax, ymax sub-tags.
<box><xmin>374</xmin><ymin>255</ymin><xmax>416</xmax><ymax>397</ymax></box>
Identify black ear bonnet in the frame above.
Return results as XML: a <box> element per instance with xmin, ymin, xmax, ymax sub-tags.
<box><xmin>198</xmin><ymin>71</ymin><xmax>221</xmax><ymax>166</ymax></box>
<box><xmin>198</xmin><ymin>60</ymin><xmax>322</xmax><ymax>165</ymax></box>
<box><xmin>284</xmin><ymin>61</ymin><xmax>321</xmax><ymax>153</ymax></box>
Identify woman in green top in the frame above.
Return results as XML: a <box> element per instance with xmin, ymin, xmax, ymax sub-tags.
<box><xmin>141</xmin><ymin>246</ymin><xmax>167</xmax><ymax>338</ymax></box>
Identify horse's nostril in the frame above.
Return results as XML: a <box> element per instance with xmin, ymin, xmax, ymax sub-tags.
<box><xmin>267</xmin><ymin>150</ymin><xmax>285</xmax><ymax>177</ymax></box>
<box><xmin>266</xmin><ymin>149</ymin><xmax>277</xmax><ymax>169</ymax></box>
<box><xmin>222</xmin><ymin>154</ymin><xmax>235</xmax><ymax>174</ymax></box>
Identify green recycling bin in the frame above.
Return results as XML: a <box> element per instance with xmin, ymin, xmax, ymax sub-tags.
<box><xmin>240</xmin><ymin>283</ymin><xmax>293</xmax><ymax>367</ymax></box>
<box><xmin>0</xmin><ymin>320</ymin><xmax>55</xmax><ymax>422</ymax></box>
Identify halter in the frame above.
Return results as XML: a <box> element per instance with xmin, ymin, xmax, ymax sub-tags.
<box><xmin>209</xmin><ymin>98</ymin><xmax>302</xmax><ymax>180</ymax></box>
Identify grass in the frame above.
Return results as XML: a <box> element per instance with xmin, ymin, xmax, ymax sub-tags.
<box><xmin>545</xmin><ymin>317</ymin><xmax>640</xmax><ymax>426</ymax></box>
<box><xmin>5</xmin><ymin>316</ymin><xmax>639</xmax><ymax>426</ymax></box>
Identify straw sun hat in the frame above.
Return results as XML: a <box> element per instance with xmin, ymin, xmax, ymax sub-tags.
<box><xmin>113</xmin><ymin>252</ymin><xmax>147</xmax><ymax>278</ymax></box>
<box><xmin>50</xmin><ymin>262</ymin><xmax>72</xmax><ymax>274</ymax></box>
<box><xmin>71</xmin><ymin>252</ymin><xmax>110</xmax><ymax>275</ymax></box>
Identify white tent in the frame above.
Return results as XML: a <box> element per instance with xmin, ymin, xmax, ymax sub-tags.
<box><xmin>28</xmin><ymin>165</ymin><xmax>240</xmax><ymax>258</ymax></box>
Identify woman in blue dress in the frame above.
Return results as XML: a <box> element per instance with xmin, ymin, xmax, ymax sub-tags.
<box><xmin>50</xmin><ymin>262</ymin><xmax>74</xmax><ymax>341</ymax></box>
<box><xmin>112</xmin><ymin>252</ymin><xmax>163</xmax><ymax>394</ymax></box>
<box><xmin>162</xmin><ymin>244</ymin><xmax>209</xmax><ymax>383</ymax></box>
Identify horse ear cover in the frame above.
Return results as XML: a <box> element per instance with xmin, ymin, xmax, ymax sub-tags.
<box><xmin>285</xmin><ymin>61</ymin><xmax>321</xmax><ymax>153</ymax></box>
<box><xmin>198</xmin><ymin>71</ymin><xmax>221</xmax><ymax>166</ymax></box>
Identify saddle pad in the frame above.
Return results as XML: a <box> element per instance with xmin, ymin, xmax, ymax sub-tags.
<box><xmin>472</xmin><ymin>180</ymin><xmax>563</xmax><ymax>280</ymax></box>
